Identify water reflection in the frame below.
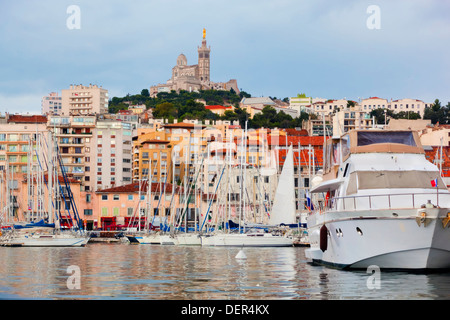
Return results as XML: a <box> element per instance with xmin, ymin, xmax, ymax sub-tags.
<box><xmin>0</xmin><ymin>244</ymin><xmax>448</xmax><ymax>300</ymax></box>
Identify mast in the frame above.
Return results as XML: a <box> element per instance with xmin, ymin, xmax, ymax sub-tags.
<box><xmin>47</xmin><ymin>131</ymin><xmax>53</xmax><ymax>224</ymax></box>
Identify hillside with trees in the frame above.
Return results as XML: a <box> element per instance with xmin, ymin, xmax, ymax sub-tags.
<box><xmin>108</xmin><ymin>89</ymin><xmax>310</xmax><ymax>129</ymax></box>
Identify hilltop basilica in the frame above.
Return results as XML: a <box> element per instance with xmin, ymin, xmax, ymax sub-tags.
<box><xmin>150</xmin><ymin>29</ymin><xmax>239</xmax><ymax>97</ymax></box>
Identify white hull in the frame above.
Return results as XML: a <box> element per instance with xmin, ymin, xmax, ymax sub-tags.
<box><xmin>160</xmin><ymin>234</ymin><xmax>177</xmax><ymax>245</ymax></box>
<box><xmin>305</xmin><ymin>208</ymin><xmax>450</xmax><ymax>269</ymax></box>
<box><xmin>2</xmin><ymin>234</ymin><xmax>89</xmax><ymax>247</ymax></box>
<box><xmin>135</xmin><ymin>234</ymin><xmax>161</xmax><ymax>245</ymax></box>
<box><xmin>201</xmin><ymin>232</ymin><xmax>294</xmax><ymax>247</ymax></box>
<box><xmin>175</xmin><ymin>233</ymin><xmax>202</xmax><ymax>246</ymax></box>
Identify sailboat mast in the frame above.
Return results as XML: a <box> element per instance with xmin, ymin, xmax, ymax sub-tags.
<box><xmin>47</xmin><ymin>131</ymin><xmax>53</xmax><ymax>224</ymax></box>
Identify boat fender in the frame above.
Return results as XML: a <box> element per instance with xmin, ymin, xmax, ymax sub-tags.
<box><xmin>320</xmin><ymin>224</ymin><xmax>328</xmax><ymax>252</ymax></box>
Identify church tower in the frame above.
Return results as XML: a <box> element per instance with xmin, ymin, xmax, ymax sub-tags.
<box><xmin>198</xmin><ymin>28</ymin><xmax>211</xmax><ymax>82</ymax></box>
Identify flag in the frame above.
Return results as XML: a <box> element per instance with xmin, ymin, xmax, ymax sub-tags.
<box><xmin>431</xmin><ymin>178</ymin><xmax>438</xmax><ymax>187</ymax></box>
<box><xmin>306</xmin><ymin>191</ymin><xmax>314</xmax><ymax>211</ymax></box>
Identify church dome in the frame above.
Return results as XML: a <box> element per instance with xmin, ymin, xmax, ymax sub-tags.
<box><xmin>177</xmin><ymin>54</ymin><xmax>187</xmax><ymax>66</ymax></box>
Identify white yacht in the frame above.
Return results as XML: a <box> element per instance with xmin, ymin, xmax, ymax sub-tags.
<box><xmin>1</xmin><ymin>228</ymin><xmax>89</xmax><ymax>247</ymax></box>
<box><xmin>201</xmin><ymin>230</ymin><xmax>293</xmax><ymax>247</ymax></box>
<box><xmin>200</xmin><ymin>146</ymin><xmax>296</xmax><ymax>248</ymax></box>
<box><xmin>305</xmin><ymin>129</ymin><xmax>450</xmax><ymax>270</ymax></box>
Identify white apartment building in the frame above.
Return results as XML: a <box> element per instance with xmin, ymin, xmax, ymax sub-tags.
<box><xmin>41</xmin><ymin>92</ymin><xmax>62</xmax><ymax>115</ymax></box>
<box><xmin>389</xmin><ymin>98</ymin><xmax>430</xmax><ymax>117</ymax></box>
<box><xmin>360</xmin><ymin>97</ymin><xmax>431</xmax><ymax>117</ymax></box>
<box><xmin>94</xmin><ymin>120</ymin><xmax>134</xmax><ymax>190</ymax></box>
<box><xmin>312</xmin><ymin>99</ymin><xmax>349</xmax><ymax>117</ymax></box>
<box><xmin>61</xmin><ymin>84</ymin><xmax>109</xmax><ymax>116</ymax></box>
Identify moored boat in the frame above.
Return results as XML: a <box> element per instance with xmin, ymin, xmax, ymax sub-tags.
<box><xmin>305</xmin><ymin>129</ymin><xmax>450</xmax><ymax>270</ymax></box>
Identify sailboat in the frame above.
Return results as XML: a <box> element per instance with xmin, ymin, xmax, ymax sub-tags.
<box><xmin>201</xmin><ymin>128</ymin><xmax>294</xmax><ymax>247</ymax></box>
<box><xmin>1</xmin><ymin>131</ymin><xmax>89</xmax><ymax>247</ymax></box>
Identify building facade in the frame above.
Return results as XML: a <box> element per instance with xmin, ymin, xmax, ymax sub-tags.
<box><xmin>94</xmin><ymin>119</ymin><xmax>134</xmax><ymax>190</ymax></box>
<box><xmin>41</xmin><ymin>92</ymin><xmax>62</xmax><ymax>115</ymax></box>
<box><xmin>61</xmin><ymin>84</ymin><xmax>109</xmax><ymax>116</ymax></box>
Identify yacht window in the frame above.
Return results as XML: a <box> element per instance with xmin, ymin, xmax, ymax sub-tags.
<box><xmin>356</xmin><ymin>170</ymin><xmax>445</xmax><ymax>190</ymax></box>
<box><xmin>357</xmin><ymin>132</ymin><xmax>416</xmax><ymax>147</ymax></box>
<box><xmin>343</xmin><ymin>163</ymin><xmax>350</xmax><ymax>177</ymax></box>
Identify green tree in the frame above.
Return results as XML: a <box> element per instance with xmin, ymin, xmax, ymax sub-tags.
<box><xmin>424</xmin><ymin>99</ymin><xmax>448</xmax><ymax>124</ymax></box>
<box><xmin>153</xmin><ymin>102</ymin><xmax>177</xmax><ymax>119</ymax></box>
<box><xmin>369</xmin><ymin>108</ymin><xmax>395</xmax><ymax>125</ymax></box>
<box><xmin>141</xmin><ymin>89</ymin><xmax>150</xmax><ymax>97</ymax></box>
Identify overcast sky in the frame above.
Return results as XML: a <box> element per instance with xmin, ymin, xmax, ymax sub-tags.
<box><xmin>1</xmin><ymin>0</ymin><xmax>449</xmax><ymax>114</ymax></box>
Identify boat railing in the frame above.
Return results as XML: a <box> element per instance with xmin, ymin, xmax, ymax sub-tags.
<box><xmin>326</xmin><ymin>192</ymin><xmax>450</xmax><ymax>212</ymax></box>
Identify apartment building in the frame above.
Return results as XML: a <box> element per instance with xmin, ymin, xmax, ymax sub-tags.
<box><xmin>41</xmin><ymin>92</ymin><xmax>62</xmax><ymax>115</ymax></box>
<box><xmin>389</xmin><ymin>98</ymin><xmax>430</xmax><ymax>117</ymax></box>
<box><xmin>0</xmin><ymin>114</ymin><xmax>48</xmax><ymax>174</ymax></box>
<box><xmin>94</xmin><ymin>119</ymin><xmax>134</xmax><ymax>190</ymax></box>
<box><xmin>47</xmin><ymin>115</ymin><xmax>96</xmax><ymax>191</ymax></box>
<box><xmin>332</xmin><ymin>107</ymin><xmax>375</xmax><ymax>136</ymax></box>
<box><xmin>61</xmin><ymin>84</ymin><xmax>109</xmax><ymax>116</ymax></box>
<box><xmin>360</xmin><ymin>97</ymin><xmax>431</xmax><ymax>117</ymax></box>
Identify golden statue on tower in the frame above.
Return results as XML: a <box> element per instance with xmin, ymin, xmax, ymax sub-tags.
<box><xmin>203</xmin><ymin>28</ymin><xmax>206</xmax><ymax>39</ymax></box>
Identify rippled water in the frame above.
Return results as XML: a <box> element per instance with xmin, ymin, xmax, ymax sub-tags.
<box><xmin>0</xmin><ymin>243</ymin><xmax>449</xmax><ymax>300</ymax></box>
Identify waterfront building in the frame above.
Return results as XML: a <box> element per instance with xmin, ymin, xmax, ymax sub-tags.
<box><xmin>94</xmin><ymin>181</ymin><xmax>188</xmax><ymax>231</ymax></box>
<box><xmin>17</xmin><ymin>174</ymin><xmax>92</xmax><ymax>227</ymax></box>
<box><xmin>0</xmin><ymin>114</ymin><xmax>49</xmax><ymax>222</ymax></box>
<box><xmin>47</xmin><ymin>115</ymin><xmax>96</xmax><ymax>191</ymax></box>
<box><xmin>61</xmin><ymin>84</ymin><xmax>109</xmax><ymax>116</ymax></box>
<box><xmin>0</xmin><ymin>114</ymin><xmax>48</xmax><ymax>174</ymax></box>
<box><xmin>150</xmin><ymin>29</ymin><xmax>239</xmax><ymax>97</ymax></box>
<box><xmin>41</xmin><ymin>92</ymin><xmax>62</xmax><ymax>115</ymax></box>
<box><xmin>94</xmin><ymin>119</ymin><xmax>134</xmax><ymax>190</ymax></box>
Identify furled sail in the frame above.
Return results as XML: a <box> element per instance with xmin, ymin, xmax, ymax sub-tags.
<box><xmin>269</xmin><ymin>145</ymin><xmax>296</xmax><ymax>225</ymax></box>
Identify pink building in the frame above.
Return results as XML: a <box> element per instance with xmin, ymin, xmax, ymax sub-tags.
<box><xmin>4</xmin><ymin>173</ymin><xmax>93</xmax><ymax>228</ymax></box>
<box><xmin>94</xmin><ymin>181</ymin><xmax>200</xmax><ymax>231</ymax></box>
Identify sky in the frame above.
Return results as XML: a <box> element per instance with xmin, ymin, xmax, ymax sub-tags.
<box><xmin>0</xmin><ymin>0</ymin><xmax>449</xmax><ymax>114</ymax></box>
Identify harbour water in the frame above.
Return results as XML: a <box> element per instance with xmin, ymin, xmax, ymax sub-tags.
<box><xmin>0</xmin><ymin>243</ymin><xmax>449</xmax><ymax>300</ymax></box>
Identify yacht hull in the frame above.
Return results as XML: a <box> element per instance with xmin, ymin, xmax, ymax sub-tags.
<box><xmin>136</xmin><ymin>234</ymin><xmax>161</xmax><ymax>245</ymax></box>
<box><xmin>201</xmin><ymin>233</ymin><xmax>294</xmax><ymax>247</ymax></box>
<box><xmin>3</xmin><ymin>235</ymin><xmax>89</xmax><ymax>247</ymax></box>
<box><xmin>176</xmin><ymin>233</ymin><xmax>201</xmax><ymax>246</ymax></box>
<box><xmin>305</xmin><ymin>208</ymin><xmax>450</xmax><ymax>270</ymax></box>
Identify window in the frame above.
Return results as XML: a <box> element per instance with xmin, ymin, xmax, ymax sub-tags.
<box><xmin>128</xmin><ymin>195</ymin><xmax>133</xmax><ymax>201</ymax></box>
<box><xmin>101</xmin><ymin>195</ymin><xmax>108</xmax><ymax>201</ymax></box>
<box><xmin>113</xmin><ymin>194</ymin><xmax>119</xmax><ymax>201</ymax></box>
<box><xmin>127</xmin><ymin>208</ymin><xmax>134</xmax><ymax>216</ymax></box>
<box><xmin>84</xmin><ymin>209</ymin><xmax>93</xmax><ymax>216</ymax></box>
<box><xmin>86</xmin><ymin>194</ymin><xmax>91</xmax><ymax>203</ymax></box>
